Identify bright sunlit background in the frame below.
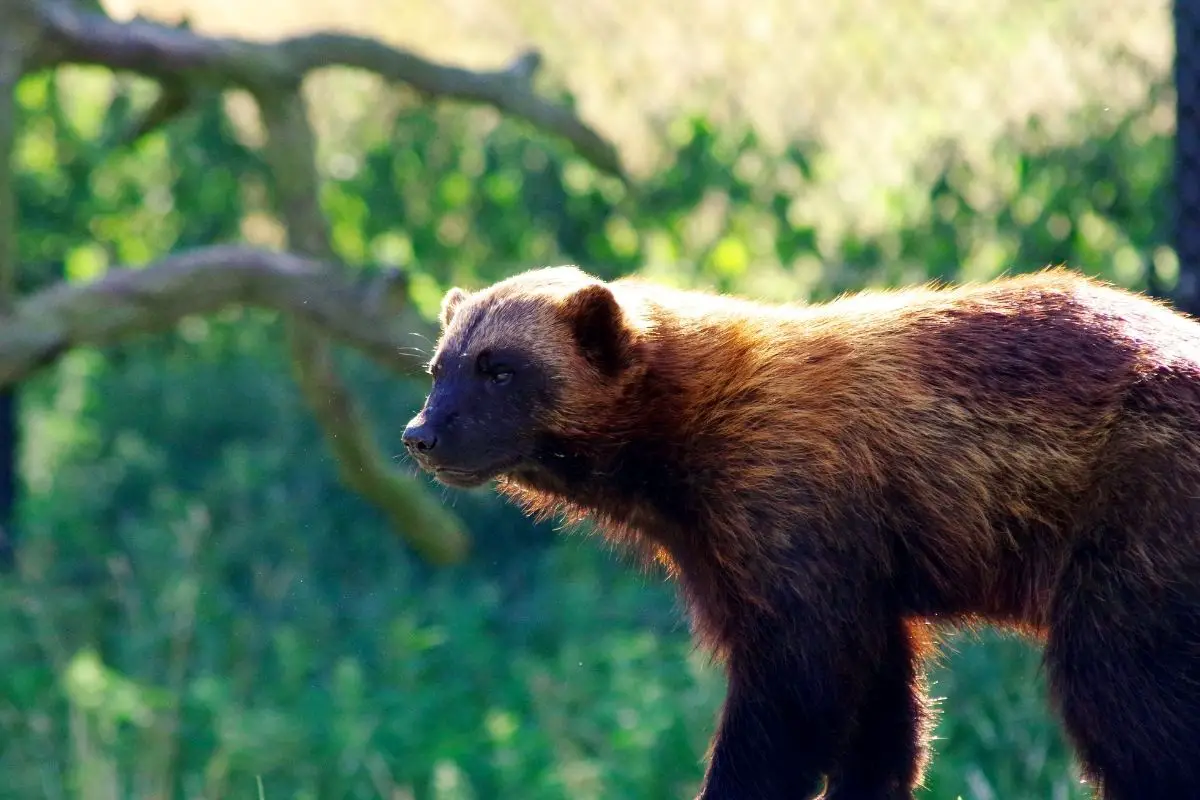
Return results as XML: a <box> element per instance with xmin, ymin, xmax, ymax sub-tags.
<box><xmin>0</xmin><ymin>0</ymin><xmax>1179</xmax><ymax>798</ymax></box>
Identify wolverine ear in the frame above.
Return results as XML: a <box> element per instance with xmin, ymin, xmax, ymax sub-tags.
<box><xmin>563</xmin><ymin>283</ymin><xmax>630</xmax><ymax>375</ymax></box>
<box><xmin>439</xmin><ymin>287</ymin><xmax>469</xmax><ymax>328</ymax></box>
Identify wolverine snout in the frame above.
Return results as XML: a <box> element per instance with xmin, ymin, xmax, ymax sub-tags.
<box><xmin>402</xmin><ymin>418</ymin><xmax>439</xmax><ymax>455</ymax></box>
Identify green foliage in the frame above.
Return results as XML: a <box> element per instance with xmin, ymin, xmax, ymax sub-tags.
<box><xmin>0</xmin><ymin>66</ymin><xmax>1171</xmax><ymax>799</ymax></box>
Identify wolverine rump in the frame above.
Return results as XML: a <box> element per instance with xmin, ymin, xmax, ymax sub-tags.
<box><xmin>403</xmin><ymin>265</ymin><xmax>1200</xmax><ymax>800</ymax></box>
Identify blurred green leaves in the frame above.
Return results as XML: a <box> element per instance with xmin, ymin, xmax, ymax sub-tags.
<box><xmin>64</xmin><ymin>648</ymin><xmax>167</xmax><ymax>729</ymax></box>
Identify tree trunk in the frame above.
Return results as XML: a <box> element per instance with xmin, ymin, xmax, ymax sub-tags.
<box><xmin>0</xmin><ymin>389</ymin><xmax>16</xmax><ymax>570</ymax></box>
<box><xmin>1175</xmin><ymin>0</ymin><xmax>1200</xmax><ymax>315</ymax></box>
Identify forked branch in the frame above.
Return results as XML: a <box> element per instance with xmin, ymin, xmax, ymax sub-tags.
<box><xmin>0</xmin><ymin>0</ymin><xmax>627</xmax><ymax>564</ymax></box>
<box><xmin>30</xmin><ymin>0</ymin><xmax>625</xmax><ymax>178</ymax></box>
<box><xmin>0</xmin><ymin>245</ymin><xmax>434</xmax><ymax>388</ymax></box>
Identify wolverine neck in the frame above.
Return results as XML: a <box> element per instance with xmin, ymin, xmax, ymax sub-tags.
<box><xmin>513</xmin><ymin>335</ymin><xmax>726</xmax><ymax>532</ymax></box>
<box><xmin>504</xmin><ymin>303</ymin><xmax>816</xmax><ymax>537</ymax></box>
<box><xmin>528</xmin><ymin>400</ymin><xmax>693</xmax><ymax>519</ymax></box>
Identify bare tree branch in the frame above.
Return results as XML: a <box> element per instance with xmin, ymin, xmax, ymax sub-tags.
<box><xmin>0</xmin><ymin>0</ymin><xmax>624</xmax><ymax>565</ymax></box>
<box><xmin>0</xmin><ymin>245</ymin><xmax>436</xmax><ymax>388</ymax></box>
<box><xmin>0</xmin><ymin>239</ymin><xmax>471</xmax><ymax>565</ymax></box>
<box><xmin>285</xmin><ymin>322</ymin><xmax>469</xmax><ymax>566</ymax></box>
<box><xmin>253</xmin><ymin>81</ymin><xmax>470</xmax><ymax>566</ymax></box>
<box><xmin>31</xmin><ymin>0</ymin><xmax>626</xmax><ymax>178</ymax></box>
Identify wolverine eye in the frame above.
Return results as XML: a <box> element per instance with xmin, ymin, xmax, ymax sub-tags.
<box><xmin>476</xmin><ymin>351</ymin><xmax>515</xmax><ymax>385</ymax></box>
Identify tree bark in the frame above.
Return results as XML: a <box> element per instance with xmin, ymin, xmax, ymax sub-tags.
<box><xmin>0</xmin><ymin>0</ymin><xmax>39</xmax><ymax>570</ymax></box>
<box><xmin>1175</xmin><ymin>0</ymin><xmax>1200</xmax><ymax>315</ymax></box>
<box><xmin>0</xmin><ymin>245</ymin><xmax>435</xmax><ymax>387</ymax></box>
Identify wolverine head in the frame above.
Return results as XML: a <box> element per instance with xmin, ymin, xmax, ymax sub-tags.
<box><xmin>402</xmin><ymin>266</ymin><xmax>639</xmax><ymax>489</ymax></box>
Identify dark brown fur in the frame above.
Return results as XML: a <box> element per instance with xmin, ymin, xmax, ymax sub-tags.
<box><xmin>404</xmin><ymin>266</ymin><xmax>1200</xmax><ymax>800</ymax></box>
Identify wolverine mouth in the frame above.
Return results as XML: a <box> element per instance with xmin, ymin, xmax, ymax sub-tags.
<box><xmin>430</xmin><ymin>455</ymin><xmax>526</xmax><ymax>489</ymax></box>
<box><xmin>433</xmin><ymin>467</ymin><xmax>495</xmax><ymax>489</ymax></box>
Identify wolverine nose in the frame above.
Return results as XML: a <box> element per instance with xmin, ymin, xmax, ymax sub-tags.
<box><xmin>402</xmin><ymin>421</ymin><xmax>438</xmax><ymax>454</ymax></box>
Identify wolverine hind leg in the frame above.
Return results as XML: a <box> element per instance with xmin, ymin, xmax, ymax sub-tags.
<box><xmin>1044</xmin><ymin>414</ymin><xmax>1200</xmax><ymax>800</ymax></box>
<box><xmin>1044</xmin><ymin>533</ymin><xmax>1200</xmax><ymax>800</ymax></box>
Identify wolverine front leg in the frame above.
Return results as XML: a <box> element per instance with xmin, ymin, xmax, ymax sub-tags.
<box><xmin>821</xmin><ymin>618</ymin><xmax>931</xmax><ymax>800</ymax></box>
<box><xmin>696</xmin><ymin>610</ymin><xmax>887</xmax><ymax>800</ymax></box>
<box><xmin>697</xmin><ymin>649</ymin><xmax>831</xmax><ymax>799</ymax></box>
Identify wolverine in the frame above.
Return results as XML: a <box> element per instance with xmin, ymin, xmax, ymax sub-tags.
<box><xmin>402</xmin><ymin>265</ymin><xmax>1200</xmax><ymax>800</ymax></box>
